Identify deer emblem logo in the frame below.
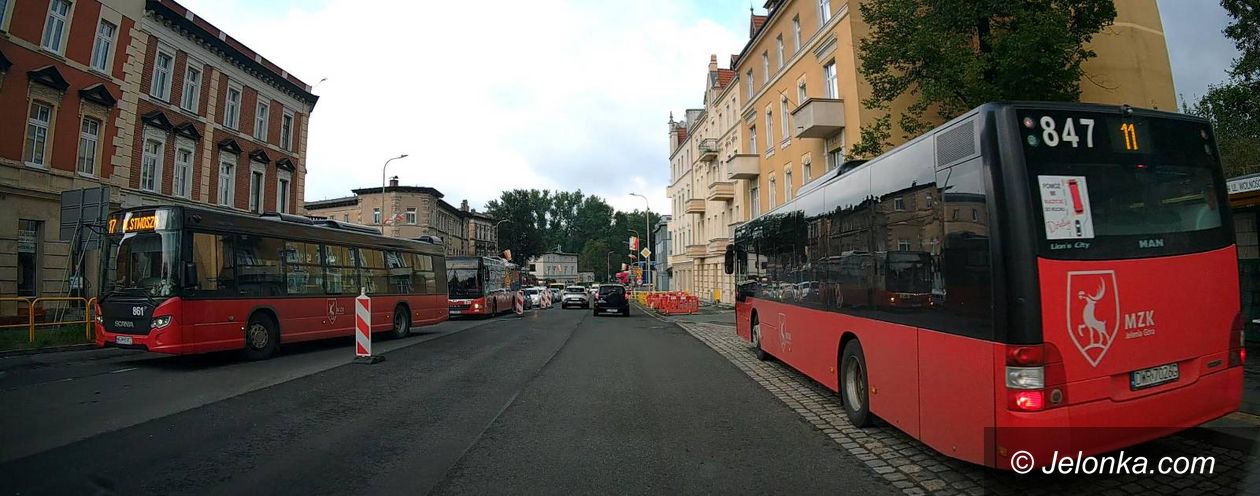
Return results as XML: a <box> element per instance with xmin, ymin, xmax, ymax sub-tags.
<box><xmin>1066</xmin><ymin>271</ymin><xmax>1120</xmax><ymax>367</ymax></box>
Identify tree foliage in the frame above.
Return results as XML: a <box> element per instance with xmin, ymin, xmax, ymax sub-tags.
<box><xmin>852</xmin><ymin>0</ymin><xmax>1117</xmax><ymax>157</ymax></box>
<box><xmin>483</xmin><ymin>189</ymin><xmax>661</xmax><ymax>282</ymax></box>
<box><xmin>1186</xmin><ymin>1</ymin><xmax>1260</xmax><ymax>178</ymax></box>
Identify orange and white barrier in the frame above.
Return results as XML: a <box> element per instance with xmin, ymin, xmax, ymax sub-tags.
<box><xmin>354</xmin><ymin>289</ymin><xmax>384</xmax><ymax>364</ymax></box>
<box><xmin>514</xmin><ymin>291</ymin><xmax>524</xmax><ymax>315</ymax></box>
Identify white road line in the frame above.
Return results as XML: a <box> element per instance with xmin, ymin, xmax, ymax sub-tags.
<box><xmin>109</xmin><ymin>367</ymin><xmax>137</xmax><ymax>374</ymax></box>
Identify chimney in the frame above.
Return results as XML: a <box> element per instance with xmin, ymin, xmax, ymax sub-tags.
<box><xmin>708</xmin><ymin>54</ymin><xmax>718</xmax><ymax>72</ymax></box>
<box><xmin>460</xmin><ymin>199</ymin><xmax>469</xmax><ymax>212</ymax></box>
<box><xmin>389</xmin><ymin>176</ymin><xmax>399</xmax><ymax>187</ymax></box>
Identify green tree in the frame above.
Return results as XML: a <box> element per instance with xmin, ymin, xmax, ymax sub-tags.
<box><xmin>484</xmin><ymin>189</ymin><xmax>551</xmax><ymax>264</ymax></box>
<box><xmin>852</xmin><ymin>0</ymin><xmax>1117</xmax><ymax>157</ymax></box>
<box><xmin>578</xmin><ymin>239</ymin><xmax>611</xmax><ymax>281</ymax></box>
<box><xmin>1186</xmin><ymin>0</ymin><xmax>1260</xmax><ymax>178</ymax></box>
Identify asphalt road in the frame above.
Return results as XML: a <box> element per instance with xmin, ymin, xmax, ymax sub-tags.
<box><xmin>0</xmin><ymin>306</ymin><xmax>892</xmax><ymax>495</ymax></box>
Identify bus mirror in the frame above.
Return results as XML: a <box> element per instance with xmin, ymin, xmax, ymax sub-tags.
<box><xmin>723</xmin><ymin>245</ymin><xmax>735</xmax><ymax>275</ymax></box>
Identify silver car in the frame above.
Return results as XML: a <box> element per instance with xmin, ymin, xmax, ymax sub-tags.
<box><xmin>561</xmin><ymin>286</ymin><xmax>590</xmax><ymax>309</ymax></box>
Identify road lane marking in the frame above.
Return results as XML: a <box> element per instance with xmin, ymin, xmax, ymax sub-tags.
<box><xmin>109</xmin><ymin>367</ymin><xmax>138</xmax><ymax>374</ymax></box>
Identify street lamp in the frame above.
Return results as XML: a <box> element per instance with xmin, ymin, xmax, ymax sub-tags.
<box><xmin>606</xmin><ymin>251</ymin><xmax>616</xmax><ymax>283</ymax></box>
<box><xmin>629</xmin><ymin>192</ymin><xmax>651</xmax><ymax>290</ymax></box>
<box><xmin>492</xmin><ymin>219</ymin><xmax>511</xmax><ymax>256</ymax></box>
<box><xmin>380</xmin><ymin>153</ymin><xmax>408</xmax><ymax>234</ymax></box>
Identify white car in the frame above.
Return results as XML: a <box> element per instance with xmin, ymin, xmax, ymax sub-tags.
<box><xmin>561</xmin><ymin>286</ymin><xmax>590</xmax><ymax>309</ymax></box>
<box><xmin>524</xmin><ymin>287</ymin><xmax>542</xmax><ymax>307</ymax></box>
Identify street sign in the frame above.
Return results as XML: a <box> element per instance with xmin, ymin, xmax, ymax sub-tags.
<box><xmin>640</xmin><ymin>248</ymin><xmax>651</xmax><ymax>258</ymax></box>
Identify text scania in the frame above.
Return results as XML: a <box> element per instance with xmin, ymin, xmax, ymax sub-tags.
<box><xmin>1124</xmin><ymin>310</ymin><xmax>1156</xmax><ymax>339</ymax></box>
<box><xmin>1040</xmin><ymin>451</ymin><xmax>1215</xmax><ymax>475</ymax></box>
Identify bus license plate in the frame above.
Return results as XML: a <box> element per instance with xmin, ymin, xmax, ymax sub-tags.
<box><xmin>449</xmin><ymin>310</ymin><xmax>462</xmax><ymax>315</ymax></box>
<box><xmin>1130</xmin><ymin>363</ymin><xmax>1179</xmax><ymax>390</ymax></box>
<box><xmin>115</xmin><ymin>335</ymin><xmax>133</xmax><ymax>345</ymax></box>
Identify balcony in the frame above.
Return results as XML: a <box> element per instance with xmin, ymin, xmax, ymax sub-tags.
<box><xmin>707</xmin><ymin>237</ymin><xmax>731</xmax><ymax>256</ymax></box>
<box><xmin>792</xmin><ymin>98</ymin><xmax>845</xmax><ymax>139</ymax></box>
<box><xmin>727</xmin><ymin>154</ymin><xmax>759</xmax><ymax>180</ymax></box>
<box><xmin>706</xmin><ymin>181</ymin><xmax>734</xmax><ymax>202</ymax></box>
<box><xmin>698</xmin><ymin>138</ymin><xmax>718</xmax><ymax>162</ymax></box>
<box><xmin>684</xmin><ymin>198</ymin><xmax>706</xmax><ymax>214</ymax></box>
<box><xmin>685</xmin><ymin>244</ymin><xmax>707</xmax><ymax>258</ymax></box>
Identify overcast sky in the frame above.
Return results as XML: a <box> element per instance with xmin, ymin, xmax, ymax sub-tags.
<box><xmin>180</xmin><ymin>0</ymin><xmax>1239</xmax><ymax>216</ymax></box>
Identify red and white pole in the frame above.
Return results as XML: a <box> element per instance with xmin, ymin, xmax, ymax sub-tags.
<box><xmin>354</xmin><ymin>288</ymin><xmax>384</xmax><ymax>364</ymax></box>
<box><xmin>514</xmin><ymin>290</ymin><xmax>524</xmax><ymax>316</ymax></box>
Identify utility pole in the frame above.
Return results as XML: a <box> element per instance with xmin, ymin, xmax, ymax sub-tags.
<box><xmin>629</xmin><ymin>193</ymin><xmax>651</xmax><ymax>291</ymax></box>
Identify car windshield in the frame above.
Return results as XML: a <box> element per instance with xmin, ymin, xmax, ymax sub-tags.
<box><xmin>598</xmin><ymin>286</ymin><xmax>623</xmax><ymax>295</ymax></box>
<box><xmin>447</xmin><ymin>268</ymin><xmax>482</xmax><ymax>299</ymax></box>
<box><xmin>103</xmin><ymin>232</ymin><xmax>180</xmax><ymax>297</ymax></box>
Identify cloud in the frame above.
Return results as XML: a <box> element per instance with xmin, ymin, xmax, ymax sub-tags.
<box><xmin>1156</xmin><ymin>0</ymin><xmax>1239</xmax><ymax>104</ymax></box>
<box><xmin>177</xmin><ymin>0</ymin><xmax>747</xmax><ymax>215</ymax></box>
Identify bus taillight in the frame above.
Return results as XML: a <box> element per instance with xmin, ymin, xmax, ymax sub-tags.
<box><xmin>1230</xmin><ymin>312</ymin><xmax>1245</xmax><ymax>367</ymax></box>
<box><xmin>1005</xmin><ymin>345</ymin><xmax>1064</xmax><ymax>412</ymax></box>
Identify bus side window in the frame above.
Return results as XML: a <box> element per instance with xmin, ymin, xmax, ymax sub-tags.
<box><xmin>932</xmin><ymin>160</ymin><xmax>993</xmax><ymax>338</ymax></box>
<box><xmin>386</xmin><ymin>251</ymin><xmax>413</xmax><ymax>294</ymax></box>
<box><xmin>189</xmin><ymin>233</ymin><xmax>234</xmax><ymax>297</ymax></box>
<box><xmin>358</xmin><ymin>248</ymin><xmax>388</xmax><ymax>295</ymax></box>
<box><xmin>323</xmin><ymin>245</ymin><xmax>357</xmax><ymax>294</ymax></box>
<box><xmin>411</xmin><ymin>254</ymin><xmax>436</xmax><ymax>294</ymax></box>
<box><xmin>284</xmin><ymin>241</ymin><xmax>324</xmax><ymax>296</ymax></box>
<box><xmin>234</xmin><ymin>235</ymin><xmax>284</xmax><ymax>297</ymax></box>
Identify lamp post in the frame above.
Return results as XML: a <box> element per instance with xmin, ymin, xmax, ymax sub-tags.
<box><xmin>379</xmin><ymin>153</ymin><xmax>408</xmax><ymax>234</ymax></box>
<box><xmin>606</xmin><ymin>251</ymin><xmax>616</xmax><ymax>283</ymax></box>
<box><xmin>493</xmin><ymin>219</ymin><xmax>511</xmax><ymax>255</ymax></box>
<box><xmin>627</xmin><ymin>228</ymin><xmax>641</xmax><ymax>287</ymax></box>
<box><xmin>629</xmin><ymin>193</ymin><xmax>651</xmax><ymax>290</ymax></box>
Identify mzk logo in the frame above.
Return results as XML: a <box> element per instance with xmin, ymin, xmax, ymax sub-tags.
<box><xmin>1066</xmin><ymin>271</ymin><xmax>1157</xmax><ymax>367</ymax></box>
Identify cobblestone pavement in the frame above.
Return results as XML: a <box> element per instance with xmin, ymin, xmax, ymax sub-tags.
<box><xmin>673</xmin><ymin>320</ymin><xmax>1260</xmax><ymax>495</ymax></box>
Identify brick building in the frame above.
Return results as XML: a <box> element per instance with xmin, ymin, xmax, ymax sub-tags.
<box><xmin>304</xmin><ymin>179</ymin><xmax>497</xmax><ymax>257</ymax></box>
<box><xmin>0</xmin><ymin>0</ymin><xmax>316</xmax><ymax>298</ymax></box>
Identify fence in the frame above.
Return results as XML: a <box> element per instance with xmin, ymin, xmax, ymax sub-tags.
<box><xmin>630</xmin><ymin>290</ymin><xmax>700</xmax><ymax>315</ymax></box>
<box><xmin>0</xmin><ymin>296</ymin><xmax>96</xmax><ymax>345</ymax></box>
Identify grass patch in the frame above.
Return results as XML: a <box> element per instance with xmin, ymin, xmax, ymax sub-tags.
<box><xmin>0</xmin><ymin>323</ymin><xmax>93</xmax><ymax>352</ymax></box>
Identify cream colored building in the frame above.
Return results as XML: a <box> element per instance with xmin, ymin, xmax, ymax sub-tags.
<box><xmin>666</xmin><ymin>55</ymin><xmax>747</xmax><ymax>305</ymax></box>
<box><xmin>732</xmin><ymin>0</ymin><xmax>1177</xmax><ymax>221</ymax></box>
<box><xmin>304</xmin><ymin>178</ymin><xmax>483</xmax><ymax>257</ymax></box>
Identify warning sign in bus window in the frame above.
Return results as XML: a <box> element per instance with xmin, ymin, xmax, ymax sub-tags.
<box><xmin>1038</xmin><ymin>175</ymin><xmax>1095</xmax><ymax>240</ymax></box>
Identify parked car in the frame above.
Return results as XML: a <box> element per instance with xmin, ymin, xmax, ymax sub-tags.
<box><xmin>593</xmin><ymin>284</ymin><xmax>630</xmax><ymax>316</ymax></box>
<box><xmin>561</xmin><ymin>286</ymin><xmax>590</xmax><ymax>309</ymax></box>
<box><xmin>524</xmin><ymin>287</ymin><xmax>542</xmax><ymax>307</ymax></box>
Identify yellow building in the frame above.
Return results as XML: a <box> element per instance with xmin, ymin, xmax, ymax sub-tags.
<box><xmin>732</xmin><ymin>0</ymin><xmax>1176</xmax><ymax>218</ymax></box>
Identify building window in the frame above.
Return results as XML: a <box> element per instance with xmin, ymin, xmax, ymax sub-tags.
<box><xmin>0</xmin><ymin>0</ymin><xmax>10</xmax><ymax>31</ymax></box>
<box><xmin>785</xmin><ymin>168</ymin><xmax>793</xmax><ymax>200</ymax></box>
<box><xmin>803</xmin><ymin>159</ymin><xmax>812</xmax><ymax>183</ymax></box>
<box><xmin>173</xmin><ymin>146</ymin><xmax>193</xmax><ymax>198</ymax></box>
<box><xmin>249</xmin><ymin>168</ymin><xmax>264</xmax><ymax>213</ymax></box>
<box><xmin>761</xmin><ymin>51</ymin><xmax>769</xmax><ymax>83</ymax></box>
<box><xmin>373</xmin><ymin>208</ymin><xmax>381</xmax><ymax>225</ymax></box>
<box><xmin>343</xmin><ymin>213</ymin><xmax>349</xmax><ymax>222</ymax></box>
<box><xmin>769</xmin><ymin>176</ymin><xmax>778</xmax><ymax>207</ymax></box>
<box><xmin>17</xmin><ymin>220</ymin><xmax>42</xmax><ymax>297</ymax></box>
<box><xmin>77</xmin><ymin>118</ymin><xmax>100</xmax><ymax>175</ymax></box>
<box><xmin>972</xmin><ymin>208</ymin><xmax>979</xmax><ymax>221</ymax></box>
<box><xmin>894</xmin><ymin>197</ymin><xmax>905</xmax><ymax>211</ymax></box>
<box><xmin>798</xmin><ymin>80</ymin><xmax>807</xmax><ymax>105</ymax></box>
<box><xmin>141</xmin><ymin>138</ymin><xmax>163</xmax><ymax>192</ymax></box>
<box><xmin>765</xmin><ymin>110</ymin><xmax>773</xmax><ymax>152</ymax></box>
<box><xmin>819</xmin><ymin>0</ymin><xmax>832</xmax><ymax>25</ymax></box>
<box><xmin>749</xmin><ymin>125</ymin><xmax>757</xmax><ymax>156</ymax></box>
<box><xmin>281</xmin><ymin>112</ymin><xmax>294</xmax><ymax>150</ymax></box>
<box><xmin>224</xmin><ymin>85</ymin><xmax>241</xmax><ymax>129</ymax></box>
<box><xmin>151</xmin><ymin>49</ymin><xmax>174</xmax><ymax>101</ymax></box>
<box><xmin>776</xmin><ymin>35</ymin><xmax>784</xmax><ymax>69</ymax></box>
<box><xmin>218</xmin><ymin>155</ymin><xmax>236</xmax><ymax>206</ymax></box>
<box><xmin>277</xmin><ymin>176</ymin><xmax>290</xmax><ymax>214</ymax></box>
<box><xmin>823</xmin><ymin>61</ymin><xmax>838</xmax><ymax>99</ymax></box>
<box><xmin>825</xmin><ymin>133</ymin><xmax>845</xmax><ymax>171</ymax></box>
<box><xmin>25</xmin><ymin>102</ymin><xmax>52</xmax><ymax>167</ymax></box>
<box><xmin>254</xmin><ymin>102</ymin><xmax>269</xmax><ymax>140</ymax></box>
<box><xmin>90</xmin><ymin>20</ymin><xmax>116</xmax><ymax>72</ymax></box>
<box><xmin>182</xmin><ymin>66</ymin><xmax>201</xmax><ymax>113</ymax></box>
<box><xmin>898</xmin><ymin>240</ymin><xmax>911</xmax><ymax>252</ymax></box>
<box><xmin>792</xmin><ymin>16</ymin><xmax>801</xmax><ymax>51</ymax></box>
<box><xmin>780</xmin><ymin>97</ymin><xmax>790</xmax><ymax>142</ymax></box>
<box><xmin>406</xmin><ymin>208</ymin><xmax>417</xmax><ymax>225</ymax></box>
<box><xmin>746</xmin><ymin>69</ymin><xmax>754</xmax><ymax>99</ymax></box>
<box><xmin>41</xmin><ymin>0</ymin><xmax>71</xmax><ymax>53</ymax></box>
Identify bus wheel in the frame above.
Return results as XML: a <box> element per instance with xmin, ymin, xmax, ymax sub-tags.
<box><xmin>751</xmin><ymin>319</ymin><xmax>769</xmax><ymax>361</ymax></box>
<box><xmin>841</xmin><ymin>340</ymin><xmax>872</xmax><ymax>427</ymax></box>
<box><xmin>243</xmin><ymin>315</ymin><xmax>278</xmax><ymax>361</ymax></box>
<box><xmin>391</xmin><ymin>306</ymin><xmax>412</xmax><ymax>339</ymax></box>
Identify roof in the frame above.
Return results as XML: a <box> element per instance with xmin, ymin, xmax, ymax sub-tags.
<box><xmin>750</xmin><ymin>14</ymin><xmax>768</xmax><ymax>38</ymax></box>
<box><xmin>304</xmin><ymin>196</ymin><xmax>358</xmax><ymax>209</ymax></box>
<box><xmin>715</xmin><ymin>68</ymin><xmax>735</xmax><ymax>90</ymax></box>
<box><xmin>147</xmin><ymin>0</ymin><xmax>318</xmax><ymax>107</ymax></box>
<box><xmin>350</xmin><ymin>185</ymin><xmax>444</xmax><ymax>197</ymax></box>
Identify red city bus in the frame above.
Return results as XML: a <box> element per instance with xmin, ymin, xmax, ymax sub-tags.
<box><xmin>95</xmin><ymin>205</ymin><xmax>449</xmax><ymax>359</ymax></box>
<box><xmin>727</xmin><ymin>102</ymin><xmax>1242</xmax><ymax>469</ymax></box>
<box><xmin>446</xmin><ymin>256</ymin><xmax>518</xmax><ymax>316</ymax></box>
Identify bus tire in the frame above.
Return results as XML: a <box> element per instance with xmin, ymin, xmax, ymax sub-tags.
<box><xmin>751</xmin><ymin>316</ymin><xmax>769</xmax><ymax>361</ymax></box>
<box><xmin>242</xmin><ymin>314</ymin><xmax>279</xmax><ymax>361</ymax></box>
<box><xmin>390</xmin><ymin>306</ymin><xmax>412</xmax><ymax>339</ymax></box>
<box><xmin>841</xmin><ymin>340</ymin><xmax>872</xmax><ymax>427</ymax></box>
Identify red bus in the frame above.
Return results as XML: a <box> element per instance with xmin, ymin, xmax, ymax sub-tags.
<box><xmin>446</xmin><ymin>256</ymin><xmax>518</xmax><ymax>316</ymax></box>
<box><xmin>727</xmin><ymin>102</ymin><xmax>1242</xmax><ymax>469</ymax></box>
<box><xmin>95</xmin><ymin>205</ymin><xmax>449</xmax><ymax>359</ymax></box>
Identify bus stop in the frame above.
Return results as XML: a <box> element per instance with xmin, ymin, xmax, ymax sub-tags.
<box><xmin>1228</xmin><ymin>173</ymin><xmax>1260</xmax><ymax>342</ymax></box>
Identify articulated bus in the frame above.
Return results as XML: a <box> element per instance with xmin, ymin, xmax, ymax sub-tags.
<box><xmin>446</xmin><ymin>256</ymin><xmax>519</xmax><ymax>316</ymax></box>
<box><xmin>726</xmin><ymin>102</ymin><xmax>1242</xmax><ymax>469</ymax></box>
<box><xmin>96</xmin><ymin>205</ymin><xmax>449</xmax><ymax>359</ymax></box>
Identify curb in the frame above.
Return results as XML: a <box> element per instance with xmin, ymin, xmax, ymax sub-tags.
<box><xmin>0</xmin><ymin>343</ymin><xmax>95</xmax><ymax>358</ymax></box>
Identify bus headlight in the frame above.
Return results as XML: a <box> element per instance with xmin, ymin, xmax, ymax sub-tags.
<box><xmin>151</xmin><ymin>315</ymin><xmax>172</xmax><ymax>329</ymax></box>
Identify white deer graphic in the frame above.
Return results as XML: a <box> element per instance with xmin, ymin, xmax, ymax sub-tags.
<box><xmin>1076</xmin><ymin>282</ymin><xmax>1110</xmax><ymax>352</ymax></box>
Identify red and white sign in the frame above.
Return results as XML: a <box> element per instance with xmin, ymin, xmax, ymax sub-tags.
<box><xmin>1066</xmin><ymin>270</ymin><xmax>1119</xmax><ymax>367</ymax></box>
<box><xmin>629</xmin><ymin>236</ymin><xmax>639</xmax><ymax>251</ymax></box>
<box><xmin>355</xmin><ymin>289</ymin><xmax>372</xmax><ymax>357</ymax></box>
<box><xmin>514</xmin><ymin>290</ymin><xmax>524</xmax><ymax>315</ymax></box>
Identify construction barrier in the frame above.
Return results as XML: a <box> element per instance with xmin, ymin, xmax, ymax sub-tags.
<box><xmin>353</xmin><ymin>289</ymin><xmax>383</xmax><ymax>364</ymax></box>
<box><xmin>514</xmin><ymin>291</ymin><xmax>524</xmax><ymax>315</ymax></box>
<box><xmin>0</xmin><ymin>297</ymin><xmax>96</xmax><ymax>344</ymax></box>
<box><xmin>633</xmin><ymin>291</ymin><xmax>700</xmax><ymax>315</ymax></box>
